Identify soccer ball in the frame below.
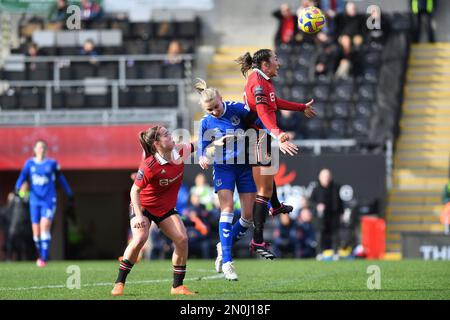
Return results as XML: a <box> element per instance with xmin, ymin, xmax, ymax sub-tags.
<box><xmin>298</xmin><ymin>6</ymin><xmax>326</xmax><ymax>34</ymax></box>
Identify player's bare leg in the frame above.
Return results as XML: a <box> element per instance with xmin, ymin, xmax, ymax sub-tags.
<box><xmin>160</xmin><ymin>215</ymin><xmax>197</xmax><ymax>295</ymax></box>
<box><xmin>112</xmin><ymin>216</ymin><xmax>150</xmax><ymax>296</ymax></box>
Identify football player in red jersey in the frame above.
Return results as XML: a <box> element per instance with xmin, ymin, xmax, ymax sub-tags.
<box><xmin>236</xmin><ymin>49</ymin><xmax>316</xmax><ymax>259</ymax></box>
<box><xmin>111</xmin><ymin>125</ymin><xmax>197</xmax><ymax>296</ymax></box>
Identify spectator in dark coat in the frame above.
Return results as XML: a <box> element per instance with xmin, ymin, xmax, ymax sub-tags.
<box><xmin>294</xmin><ymin>207</ymin><xmax>317</xmax><ymax>258</ymax></box>
<box><xmin>309</xmin><ymin>168</ymin><xmax>343</xmax><ymax>252</ymax></box>
<box><xmin>335</xmin><ymin>2</ymin><xmax>365</xmax><ymax>45</ymax></box>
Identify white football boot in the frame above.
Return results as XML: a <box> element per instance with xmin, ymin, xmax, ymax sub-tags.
<box><xmin>222</xmin><ymin>261</ymin><xmax>238</xmax><ymax>281</ymax></box>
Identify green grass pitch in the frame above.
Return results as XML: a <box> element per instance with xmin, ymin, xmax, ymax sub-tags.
<box><xmin>0</xmin><ymin>259</ymin><xmax>449</xmax><ymax>300</ymax></box>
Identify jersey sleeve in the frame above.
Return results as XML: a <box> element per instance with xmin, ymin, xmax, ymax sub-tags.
<box><xmin>276</xmin><ymin>96</ymin><xmax>306</xmax><ymax>111</ymax></box>
<box><xmin>253</xmin><ymin>83</ymin><xmax>282</xmax><ymax>136</ymax></box>
<box><xmin>134</xmin><ymin>164</ymin><xmax>153</xmax><ymax>189</ymax></box>
<box><xmin>55</xmin><ymin>161</ymin><xmax>73</xmax><ymax>197</ymax></box>
<box><xmin>15</xmin><ymin>160</ymin><xmax>30</xmax><ymax>192</ymax></box>
<box><xmin>198</xmin><ymin>118</ymin><xmax>211</xmax><ymax>157</ymax></box>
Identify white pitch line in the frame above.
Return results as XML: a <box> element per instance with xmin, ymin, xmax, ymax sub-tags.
<box><xmin>0</xmin><ymin>273</ymin><xmax>224</xmax><ymax>292</ymax></box>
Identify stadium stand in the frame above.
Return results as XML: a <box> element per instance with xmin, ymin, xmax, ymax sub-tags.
<box><xmin>0</xmin><ymin>14</ymin><xmax>201</xmax><ymax>128</ymax></box>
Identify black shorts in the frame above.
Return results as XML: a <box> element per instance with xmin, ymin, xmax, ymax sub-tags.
<box><xmin>129</xmin><ymin>205</ymin><xmax>179</xmax><ymax>226</ymax></box>
<box><xmin>246</xmin><ymin>130</ymin><xmax>273</xmax><ymax>167</ymax></box>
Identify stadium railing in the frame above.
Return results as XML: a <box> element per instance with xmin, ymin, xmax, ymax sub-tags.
<box><xmin>0</xmin><ymin>54</ymin><xmax>193</xmax><ymax>128</ymax></box>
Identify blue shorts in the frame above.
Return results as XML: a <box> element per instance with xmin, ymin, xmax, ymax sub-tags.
<box><xmin>29</xmin><ymin>198</ymin><xmax>57</xmax><ymax>224</ymax></box>
<box><xmin>213</xmin><ymin>164</ymin><xmax>256</xmax><ymax>193</ymax></box>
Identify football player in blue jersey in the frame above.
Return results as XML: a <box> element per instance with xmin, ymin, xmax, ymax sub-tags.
<box><xmin>195</xmin><ymin>78</ymin><xmax>298</xmax><ymax>280</ymax></box>
<box><xmin>15</xmin><ymin>140</ymin><xmax>73</xmax><ymax>267</ymax></box>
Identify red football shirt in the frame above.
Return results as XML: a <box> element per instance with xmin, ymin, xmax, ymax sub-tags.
<box><xmin>133</xmin><ymin>144</ymin><xmax>191</xmax><ymax>217</ymax></box>
<box><xmin>244</xmin><ymin>68</ymin><xmax>307</xmax><ymax>137</ymax></box>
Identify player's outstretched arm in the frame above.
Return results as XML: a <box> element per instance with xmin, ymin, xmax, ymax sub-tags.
<box><xmin>276</xmin><ymin>97</ymin><xmax>317</xmax><ymax>118</ymax></box>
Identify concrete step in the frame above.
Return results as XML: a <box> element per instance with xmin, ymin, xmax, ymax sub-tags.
<box><xmin>399</xmin><ymin>135</ymin><xmax>450</xmax><ymax>142</ymax></box>
<box><xmin>386</xmin><ymin>223</ymin><xmax>444</xmax><ymax>232</ymax></box>
<box><xmin>408</xmin><ymin>59</ymin><xmax>450</xmax><ymax>67</ymax></box>
<box><xmin>405</xmin><ymin>84</ymin><xmax>450</xmax><ymax>91</ymax></box>
<box><xmin>403</xmin><ymin>100</ymin><xmax>450</xmax><ymax>108</ymax></box>
<box><xmin>412</xmin><ymin>42</ymin><xmax>450</xmax><ymax>49</ymax></box>
<box><xmin>393</xmin><ymin>168</ymin><xmax>450</xmax><ymax>178</ymax></box>
<box><xmin>387</xmin><ymin>204</ymin><xmax>443</xmax><ymax>213</ymax></box>
<box><xmin>386</xmin><ymin>215</ymin><xmax>441</xmax><ymax>223</ymax></box>
<box><xmin>396</xmin><ymin>142</ymin><xmax>450</xmax><ymax>150</ymax></box>
<box><xmin>404</xmin><ymin>90</ymin><xmax>450</xmax><ymax>98</ymax></box>
<box><xmin>402</xmin><ymin>108</ymin><xmax>450</xmax><ymax>116</ymax></box>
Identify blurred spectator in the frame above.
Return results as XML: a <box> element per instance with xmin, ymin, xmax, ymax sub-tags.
<box><xmin>190</xmin><ymin>173</ymin><xmax>214</xmax><ymax>211</ymax></box>
<box><xmin>336</xmin><ymin>2</ymin><xmax>364</xmax><ymax>45</ymax></box>
<box><xmin>49</xmin><ymin>0</ymin><xmax>69</xmax><ymax>24</ymax></box>
<box><xmin>80</xmin><ymin>39</ymin><xmax>99</xmax><ymax>57</ymax></box>
<box><xmin>410</xmin><ymin>0</ymin><xmax>435</xmax><ymax>43</ymax></box>
<box><xmin>272</xmin><ymin>213</ymin><xmax>296</xmax><ymax>257</ymax></box>
<box><xmin>309</xmin><ymin>168</ymin><xmax>343</xmax><ymax>253</ymax></box>
<box><xmin>314</xmin><ymin>32</ymin><xmax>338</xmax><ymax>77</ymax></box>
<box><xmin>26</xmin><ymin>42</ymin><xmax>41</xmax><ymax>57</ymax></box>
<box><xmin>334</xmin><ymin>34</ymin><xmax>362</xmax><ymax>80</ymax></box>
<box><xmin>4</xmin><ymin>187</ymin><xmax>34</xmax><ymax>261</ymax></box>
<box><xmin>443</xmin><ymin>181</ymin><xmax>450</xmax><ymax>205</ymax></box>
<box><xmin>294</xmin><ymin>207</ymin><xmax>317</xmax><ymax>258</ymax></box>
<box><xmin>165</xmin><ymin>40</ymin><xmax>184</xmax><ymax>65</ymax></box>
<box><xmin>318</xmin><ymin>0</ymin><xmax>345</xmax><ymax>36</ymax></box>
<box><xmin>184</xmin><ymin>194</ymin><xmax>211</xmax><ymax>259</ymax></box>
<box><xmin>272</xmin><ymin>4</ymin><xmax>297</xmax><ymax>46</ymax></box>
<box><xmin>81</xmin><ymin>0</ymin><xmax>103</xmax><ymax>22</ymax></box>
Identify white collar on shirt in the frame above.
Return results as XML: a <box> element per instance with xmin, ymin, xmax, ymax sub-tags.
<box><xmin>253</xmin><ymin>68</ymin><xmax>270</xmax><ymax>80</ymax></box>
<box><xmin>219</xmin><ymin>102</ymin><xmax>227</xmax><ymax>118</ymax></box>
<box><xmin>155</xmin><ymin>149</ymin><xmax>180</xmax><ymax>165</ymax></box>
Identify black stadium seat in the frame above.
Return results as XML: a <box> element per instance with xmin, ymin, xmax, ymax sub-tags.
<box><xmin>155</xmin><ymin>85</ymin><xmax>178</xmax><ymax>107</ymax></box>
<box><xmin>131</xmin><ymin>86</ymin><xmax>156</xmax><ymax>107</ymax></box>
<box><xmin>176</xmin><ymin>20</ymin><xmax>198</xmax><ymax>38</ymax></box>
<box><xmin>27</xmin><ymin>62</ymin><xmax>51</xmax><ymax>81</ymax></box>
<box><xmin>331</xmin><ymin>102</ymin><xmax>352</xmax><ymax>119</ymax></box>
<box><xmin>310</xmin><ymin>101</ymin><xmax>327</xmax><ymax>119</ymax></box>
<box><xmin>19</xmin><ymin>87</ymin><xmax>43</xmax><ymax>109</ymax></box>
<box><xmin>312</xmin><ymin>84</ymin><xmax>330</xmax><ymax>102</ymax></box>
<box><xmin>352</xmin><ymin>118</ymin><xmax>371</xmax><ymax>137</ymax></box>
<box><xmin>65</xmin><ymin>87</ymin><xmax>85</xmax><ymax>109</ymax></box>
<box><xmin>125</xmin><ymin>39</ymin><xmax>147</xmax><ymax>55</ymax></box>
<box><xmin>1</xmin><ymin>88</ymin><xmax>19</xmax><ymax>110</ymax></box>
<box><xmin>86</xmin><ymin>93</ymin><xmax>111</xmax><ymax>109</ymax></box>
<box><xmin>72</xmin><ymin>62</ymin><xmax>97</xmax><ymax>79</ymax></box>
<box><xmin>327</xmin><ymin>119</ymin><xmax>347</xmax><ymax>139</ymax></box>
<box><xmin>131</xmin><ymin>23</ymin><xmax>153</xmax><ymax>40</ymax></box>
<box><xmin>357</xmin><ymin>84</ymin><xmax>376</xmax><ymax>101</ymax></box>
<box><xmin>334</xmin><ymin>83</ymin><xmax>354</xmax><ymax>102</ymax></box>
<box><xmin>163</xmin><ymin>63</ymin><xmax>184</xmax><ymax>79</ymax></box>
<box><xmin>305</xmin><ymin>118</ymin><xmax>323</xmax><ymax>139</ymax></box>
<box><xmin>354</xmin><ymin>102</ymin><xmax>372</xmax><ymax>118</ymax></box>
<box><xmin>140</xmin><ymin>61</ymin><xmax>163</xmax><ymax>79</ymax></box>
<box><xmin>52</xmin><ymin>90</ymin><xmax>65</xmax><ymax>109</ymax></box>
<box><xmin>98</xmin><ymin>62</ymin><xmax>118</xmax><ymax>79</ymax></box>
<box><xmin>291</xmin><ymin>85</ymin><xmax>308</xmax><ymax>101</ymax></box>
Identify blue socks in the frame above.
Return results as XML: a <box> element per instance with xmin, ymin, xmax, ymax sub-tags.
<box><xmin>40</xmin><ymin>232</ymin><xmax>51</xmax><ymax>262</ymax></box>
<box><xmin>219</xmin><ymin>212</ymin><xmax>234</xmax><ymax>264</ymax></box>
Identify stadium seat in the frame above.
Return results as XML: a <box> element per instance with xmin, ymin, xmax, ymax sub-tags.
<box><xmin>312</xmin><ymin>84</ymin><xmax>330</xmax><ymax>102</ymax></box>
<box><xmin>140</xmin><ymin>61</ymin><xmax>163</xmax><ymax>79</ymax></box>
<box><xmin>52</xmin><ymin>90</ymin><xmax>65</xmax><ymax>109</ymax></box>
<box><xmin>65</xmin><ymin>87</ymin><xmax>85</xmax><ymax>109</ymax></box>
<box><xmin>27</xmin><ymin>62</ymin><xmax>51</xmax><ymax>81</ymax></box>
<box><xmin>331</xmin><ymin>102</ymin><xmax>352</xmax><ymax>119</ymax></box>
<box><xmin>87</xmin><ymin>19</ymin><xmax>109</xmax><ymax>30</ymax></box>
<box><xmin>363</xmin><ymin>52</ymin><xmax>382</xmax><ymax>67</ymax></box>
<box><xmin>1</xmin><ymin>88</ymin><xmax>19</xmax><ymax>110</ymax></box>
<box><xmin>58</xmin><ymin>63</ymin><xmax>72</xmax><ymax>80</ymax></box>
<box><xmin>19</xmin><ymin>87</ymin><xmax>43</xmax><ymax>109</ymax></box>
<box><xmin>3</xmin><ymin>70</ymin><xmax>27</xmax><ymax>81</ymax></box>
<box><xmin>86</xmin><ymin>93</ymin><xmax>111</xmax><ymax>109</ymax></box>
<box><xmin>291</xmin><ymin>85</ymin><xmax>308</xmax><ymax>101</ymax></box>
<box><xmin>310</xmin><ymin>101</ymin><xmax>327</xmax><ymax>119</ymax></box>
<box><xmin>293</xmin><ymin>67</ymin><xmax>309</xmax><ymax>84</ymax></box>
<box><xmin>305</xmin><ymin>118</ymin><xmax>323</xmax><ymax>139</ymax></box>
<box><xmin>391</xmin><ymin>12</ymin><xmax>412</xmax><ymax>31</ymax></box>
<box><xmin>131</xmin><ymin>22</ymin><xmax>153</xmax><ymax>40</ymax></box>
<box><xmin>327</xmin><ymin>119</ymin><xmax>347</xmax><ymax>139</ymax></box>
<box><xmin>125</xmin><ymin>39</ymin><xmax>147</xmax><ymax>55</ymax></box>
<box><xmin>176</xmin><ymin>20</ymin><xmax>198</xmax><ymax>38</ymax></box>
<box><xmin>72</xmin><ymin>62</ymin><xmax>97</xmax><ymax>79</ymax></box>
<box><xmin>354</xmin><ymin>102</ymin><xmax>372</xmax><ymax>118</ymax></box>
<box><xmin>357</xmin><ymin>84</ymin><xmax>376</xmax><ymax>101</ymax></box>
<box><xmin>276</xmin><ymin>43</ymin><xmax>292</xmax><ymax>55</ymax></box>
<box><xmin>58</xmin><ymin>47</ymin><xmax>80</xmax><ymax>55</ymax></box>
<box><xmin>98</xmin><ymin>62</ymin><xmax>118</xmax><ymax>79</ymax></box>
<box><xmin>155</xmin><ymin>85</ymin><xmax>178</xmax><ymax>107</ymax></box>
<box><xmin>360</xmin><ymin>68</ymin><xmax>378</xmax><ymax>84</ymax></box>
<box><xmin>99</xmin><ymin>30</ymin><xmax>123</xmax><ymax>47</ymax></box>
<box><xmin>279</xmin><ymin>86</ymin><xmax>291</xmax><ymax>101</ymax></box>
<box><xmin>56</xmin><ymin>31</ymin><xmax>78</xmax><ymax>48</ymax></box>
<box><xmin>163</xmin><ymin>63</ymin><xmax>184</xmax><ymax>79</ymax></box>
<box><xmin>110</xmin><ymin>19</ymin><xmax>131</xmax><ymax>38</ymax></box>
<box><xmin>130</xmin><ymin>86</ymin><xmax>156</xmax><ymax>107</ymax></box>
<box><xmin>352</xmin><ymin>118</ymin><xmax>371</xmax><ymax>137</ymax></box>
<box><xmin>148</xmin><ymin>39</ymin><xmax>170</xmax><ymax>54</ymax></box>
<box><xmin>334</xmin><ymin>83</ymin><xmax>354</xmax><ymax>102</ymax></box>
<box><xmin>125</xmin><ymin>59</ymin><xmax>140</xmax><ymax>79</ymax></box>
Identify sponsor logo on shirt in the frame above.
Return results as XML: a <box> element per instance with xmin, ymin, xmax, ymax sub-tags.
<box><xmin>230</xmin><ymin>115</ymin><xmax>241</xmax><ymax>126</ymax></box>
<box><xmin>31</xmin><ymin>174</ymin><xmax>49</xmax><ymax>186</ymax></box>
